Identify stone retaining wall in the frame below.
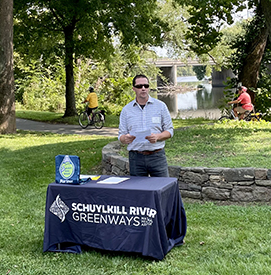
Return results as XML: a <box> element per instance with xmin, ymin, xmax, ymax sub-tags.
<box><xmin>102</xmin><ymin>141</ymin><xmax>271</xmax><ymax>202</ymax></box>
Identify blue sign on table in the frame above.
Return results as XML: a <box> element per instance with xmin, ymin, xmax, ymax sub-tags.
<box><xmin>55</xmin><ymin>155</ymin><xmax>80</xmax><ymax>184</ymax></box>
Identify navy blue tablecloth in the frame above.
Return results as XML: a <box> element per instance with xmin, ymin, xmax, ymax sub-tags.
<box><xmin>43</xmin><ymin>176</ymin><xmax>187</xmax><ymax>260</ymax></box>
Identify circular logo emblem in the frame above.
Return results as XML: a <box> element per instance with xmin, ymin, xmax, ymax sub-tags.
<box><xmin>59</xmin><ymin>155</ymin><xmax>75</xmax><ymax>179</ymax></box>
<box><xmin>60</xmin><ymin>162</ymin><xmax>74</xmax><ymax>179</ymax></box>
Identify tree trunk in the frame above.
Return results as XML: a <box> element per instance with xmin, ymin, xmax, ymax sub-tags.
<box><xmin>261</xmin><ymin>0</ymin><xmax>271</xmax><ymax>43</ymax></box>
<box><xmin>63</xmin><ymin>24</ymin><xmax>77</xmax><ymax>117</ymax></box>
<box><xmin>238</xmin><ymin>25</ymin><xmax>268</xmax><ymax>104</ymax></box>
<box><xmin>0</xmin><ymin>0</ymin><xmax>15</xmax><ymax>133</ymax></box>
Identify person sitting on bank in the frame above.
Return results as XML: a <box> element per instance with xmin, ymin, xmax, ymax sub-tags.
<box><xmin>227</xmin><ymin>86</ymin><xmax>253</xmax><ymax>120</ymax></box>
<box><xmin>118</xmin><ymin>74</ymin><xmax>173</xmax><ymax>177</ymax></box>
<box><xmin>82</xmin><ymin>86</ymin><xmax>98</xmax><ymax>122</ymax></box>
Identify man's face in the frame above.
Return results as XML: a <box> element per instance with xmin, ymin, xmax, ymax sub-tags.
<box><xmin>133</xmin><ymin>77</ymin><xmax>150</xmax><ymax>102</ymax></box>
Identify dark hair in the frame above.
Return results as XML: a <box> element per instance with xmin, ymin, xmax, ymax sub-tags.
<box><xmin>88</xmin><ymin>86</ymin><xmax>94</xmax><ymax>92</ymax></box>
<box><xmin>132</xmin><ymin>74</ymin><xmax>149</xmax><ymax>87</ymax></box>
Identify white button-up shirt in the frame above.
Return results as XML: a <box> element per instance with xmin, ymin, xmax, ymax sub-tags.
<box><xmin>118</xmin><ymin>95</ymin><xmax>174</xmax><ymax>151</ymax></box>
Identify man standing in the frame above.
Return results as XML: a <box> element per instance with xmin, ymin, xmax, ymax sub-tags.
<box><xmin>118</xmin><ymin>74</ymin><xmax>173</xmax><ymax>177</ymax></box>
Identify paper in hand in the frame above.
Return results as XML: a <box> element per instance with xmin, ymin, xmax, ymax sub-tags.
<box><xmin>131</xmin><ymin>129</ymin><xmax>151</xmax><ymax>143</ymax></box>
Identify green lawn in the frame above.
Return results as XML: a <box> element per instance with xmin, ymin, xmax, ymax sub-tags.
<box><xmin>1</xmin><ymin>110</ymin><xmax>269</xmax><ymax>274</ymax></box>
<box><xmin>166</xmin><ymin>119</ymin><xmax>271</xmax><ymax>168</ymax></box>
<box><xmin>1</xmin><ymin>132</ymin><xmax>271</xmax><ymax>274</ymax></box>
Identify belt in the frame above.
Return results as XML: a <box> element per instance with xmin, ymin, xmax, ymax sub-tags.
<box><xmin>131</xmin><ymin>148</ymin><xmax>163</xmax><ymax>156</ymax></box>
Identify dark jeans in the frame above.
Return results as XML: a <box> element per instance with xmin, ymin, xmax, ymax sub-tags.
<box><xmin>129</xmin><ymin>148</ymin><xmax>169</xmax><ymax>177</ymax></box>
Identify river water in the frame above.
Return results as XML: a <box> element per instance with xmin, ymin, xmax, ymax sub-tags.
<box><xmin>158</xmin><ymin>76</ymin><xmax>226</xmax><ymax>119</ymax></box>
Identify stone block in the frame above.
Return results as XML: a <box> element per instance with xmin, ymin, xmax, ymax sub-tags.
<box><xmin>236</xmin><ymin>181</ymin><xmax>254</xmax><ymax>186</ymax></box>
<box><xmin>208</xmin><ymin>181</ymin><xmax>233</xmax><ymax>190</ymax></box>
<box><xmin>253</xmin><ymin>186</ymin><xmax>271</xmax><ymax>202</ymax></box>
<box><xmin>202</xmin><ymin>187</ymin><xmax>230</xmax><ymax>200</ymax></box>
<box><xmin>178</xmin><ymin>181</ymin><xmax>201</xmax><ymax>191</ymax></box>
<box><xmin>183</xmin><ymin>171</ymin><xmax>209</xmax><ymax>185</ymax></box>
<box><xmin>255</xmin><ymin>168</ymin><xmax>268</xmax><ymax>180</ymax></box>
<box><xmin>102</xmin><ymin>152</ymin><xmax>110</xmax><ymax>162</ymax></box>
<box><xmin>180</xmin><ymin>167</ymin><xmax>192</xmax><ymax>173</ymax></box>
<box><xmin>191</xmin><ymin>167</ymin><xmax>206</xmax><ymax>173</ymax></box>
<box><xmin>102</xmin><ymin>162</ymin><xmax>112</xmax><ymax>174</ymax></box>
<box><xmin>204</xmin><ymin>168</ymin><xmax>226</xmax><ymax>174</ymax></box>
<box><xmin>209</xmin><ymin>175</ymin><xmax>222</xmax><ymax>182</ymax></box>
<box><xmin>223</xmin><ymin>168</ymin><xmax>254</xmax><ymax>182</ymax></box>
<box><xmin>180</xmin><ymin>190</ymin><xmax>202</xmax><ymax>199</ymax></box>
<box><xmin>112</xmin><ymin>166</ymin><xmax>122</xmax><ymax>175</ymax></box>
<box><xmin>267</xmin><ymin>169</ymin><xmax>271</xmax><ymax>180</ymax></box>
<box><xmin>231</xmin><ymin>186</ymin><xmax>254</xmax><ymax>202</ymax></box>
<box><xmin>168</xmin><ymin>166</ymin><xmax>182</xmax><ymax>179</ymax></box>
<box><xmin>111</xmin><ymin>155</ymin><xmax>128</xmax><ymax>171</ymax></box>
<box><xmin>255</xmin><ymin>180</ymin><xmax>271</xmax><ymax>187</ymax></box>
<box><xmin>102</xmin><ymin>168</ymin><xmax>108</xmax><ymax>175</ymax></box>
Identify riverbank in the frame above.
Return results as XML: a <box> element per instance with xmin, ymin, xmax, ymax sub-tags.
<box><xmin>177</xmin><ymin>108</ymin><xmax>221</xmax><ymax>119</ymax></box>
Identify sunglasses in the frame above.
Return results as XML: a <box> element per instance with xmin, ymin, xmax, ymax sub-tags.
<box><xmin>134</xmin><ymin>84</ymin><xmax>149</xmax><ymax>89</ymax></box>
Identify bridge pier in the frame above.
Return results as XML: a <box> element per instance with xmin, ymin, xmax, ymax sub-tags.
<box><xmin>211</xmin><ymin>67</ymin><xmax>235</xmax><ymax>87</ymax></box>
<box><xmin>154</xmin><ymin>59</ymin><xmax>235</xmax><ymax>87</ymax></box>
<box><xmin>157</xmin><ymin>65</ymin><xmax>177</xmax><ymax>87</ymax></box>
<box><xmin>157</xmin><ymin>93</ymin><xmax>178</xmax><ymax>118</ymax></box>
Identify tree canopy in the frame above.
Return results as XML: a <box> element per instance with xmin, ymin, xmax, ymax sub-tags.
<box><xmin>173</xmin><ymin>0</ymin><xmax>248</xmax><ymax>55</ymax></box>
<box><xmin>12</xmin><ymin>0</ymin><xmax>271</xmax><ymax>118</ymax></box>
<box><xmin>14</xmin><ymin>0</ymin><xmax>168</xmax><ymax>116</ymax></box>
<box><xmin>172</xmin><ymin>0</ymin><xmax>271</xmax><ymax>108</ymax></box>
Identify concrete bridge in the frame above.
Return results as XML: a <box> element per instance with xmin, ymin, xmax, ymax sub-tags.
<box><xmin>150</xmin><ymin>58</ymin><xmax>234</xmax><ymax>87</ymax></box>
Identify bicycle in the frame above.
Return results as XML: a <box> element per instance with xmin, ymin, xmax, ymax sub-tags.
<box><xmin>78</xmin><ymin>105</ymin><xmax>105</xmax><ymax>129</ymax></box>
<box><xmin>218</xmin><ymin>105</ymin><xmax>262</xmax><ymax>122</ymax></box>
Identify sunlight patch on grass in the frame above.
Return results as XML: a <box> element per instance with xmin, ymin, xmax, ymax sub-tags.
<box><xmin>166</xmin><ymin>120</ymin><xmax>271</xmax><ymax>168</ymax></box>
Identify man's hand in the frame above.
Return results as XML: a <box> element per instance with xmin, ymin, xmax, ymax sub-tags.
<box><xmin>146</xmin><ymin>131</ymin><xmax>171</xmax><ymax>143</ymax></box>
<box><xmin>145</xmin><ymin>133</ymin><xmax>159</xmax><ymax>144</ymax></box>
<box><xmin>120</xmin><ymin>134</ymin><xmax>136</xmax><ymax>144</ymax></box>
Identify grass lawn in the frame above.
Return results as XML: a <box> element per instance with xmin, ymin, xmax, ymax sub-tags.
<box><xmin>1</xmin><ymin>131</ymin><xmax>271</xmax><ymax>275</ymax></box>
<box><xmin>2</xmin><ymin>109</ymin><xmax>269</xmax><ymax>274</ymax></box>
<box><xmin>166</xmin><ymin>119</ymin><xmax>271</xmax><ymax>168</ymax></box>
<box><xmin>117</xmin><ymin>118</ymin><xmax>271</xmax><ymax>169</ymax></box>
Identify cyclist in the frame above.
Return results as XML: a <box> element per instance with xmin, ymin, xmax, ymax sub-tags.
<box><xmin>227</xmin><ymin>86</ymin><xmax>253</xmax><ymax>120</ymax></box>
<box><xmin>82</xmin><ymin>86</ymin><xmax>98</xmax><ymax>123</ymax></box>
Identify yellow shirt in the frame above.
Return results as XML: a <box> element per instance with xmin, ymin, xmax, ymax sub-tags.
<box><xmin>86</xmin><ymin>92</ymin><xmax>98</xmax><ymax>108</ymax></box>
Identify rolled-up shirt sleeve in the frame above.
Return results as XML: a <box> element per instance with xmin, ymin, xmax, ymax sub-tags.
<box><xmin>118</xmin><ymin>107</ymin><xmax>129</xmax><ymax>140</ymax></box>
<box><xmin>161</xmin><ymin>102</ymin><xmax>174</xmax><ymax>137</ymax></box>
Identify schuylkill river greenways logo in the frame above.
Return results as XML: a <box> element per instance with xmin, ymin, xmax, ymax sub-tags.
<box><xmin>50</xmin><ymin>195</ymin><xmax>157</xmax><ymax>227</ymax></box>
<box><xmin>50</xmin><ymin>195</ymin><xmax>69</xmax><ymax>222</ymax></box>
<box><xmin>59</xmin><ymin>155</ymin><xmax>75</xmax><ymax>180</ymax></box>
